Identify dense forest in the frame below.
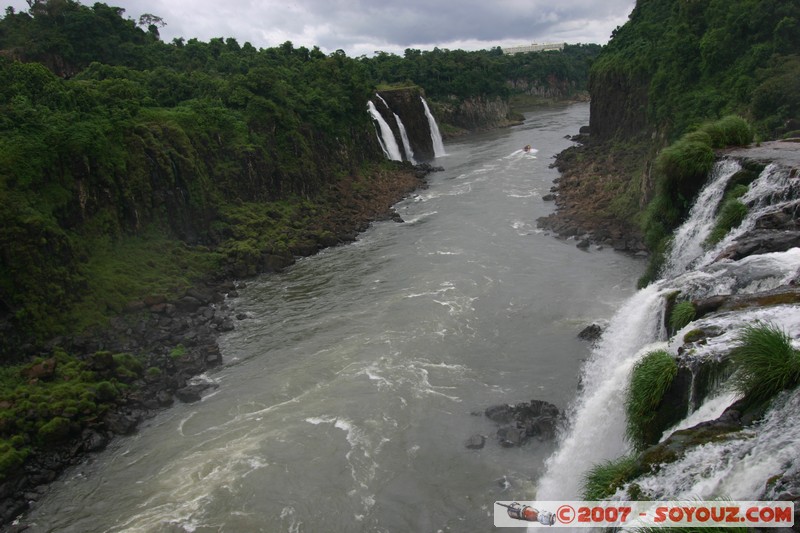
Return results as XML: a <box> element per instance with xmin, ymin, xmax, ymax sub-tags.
<box><xmin>591</xmin><ymin>0</ymin><xmax>799</xmax><ymax>141</ymax></box>
<box><xmin>0</xmin><ymin>0</ymin><xmax>600</xmax><ymax>354</ymax></box>
<box><xmin>551</xmin><ymin>0</ymin><xmax>800</xmax><ymax>285</ymax></box>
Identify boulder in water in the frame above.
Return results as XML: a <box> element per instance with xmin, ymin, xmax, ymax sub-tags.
<box><xmin>477</xmin><ymin>399</ymin><xmax>561</xmax><ymax>448</ymax></box>
<box><xmin>464</xmin><ymin>434</ymin><xmax>487</xmax><ymax>450</ymax></box>
<box><xmin>578</xmin><ymin>323</ymin><xmax>603</xmax><ymax>342</ymax></box>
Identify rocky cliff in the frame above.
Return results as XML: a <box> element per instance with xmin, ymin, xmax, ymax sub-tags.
<box><xmin>373</xmin><ymin>88</ymin><xmax>435</xmax><ymax>161</ymax></box>
<box><xmin>434</xmin><ymin>96</ymin><xmax>523</xmax><ymax>133</ymax></box>
<box><xmin>588</xmin><ymin>69</ymin><xmax>650</xmax><ymax>141</ymax></box>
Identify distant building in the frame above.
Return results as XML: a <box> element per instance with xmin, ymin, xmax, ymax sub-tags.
<box><xmin>502</xmin><ymin>43</ymin><xmax>565</xmax><ymax>55</ymax></box>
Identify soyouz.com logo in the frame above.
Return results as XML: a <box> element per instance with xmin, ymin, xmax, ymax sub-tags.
<box><xmin>493</xmin><ymin>500</ymin><xmax>796</xmax><ymax>528</ymax></box>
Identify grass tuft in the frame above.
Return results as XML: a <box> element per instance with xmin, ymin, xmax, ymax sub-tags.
<box><xmin>626</xmin><ymin>350</ymin><xmax>678</xmax><ymax>449</ymax></box>
<box><xmin>730</xmin><ymin>323</ymin><xmax>800</xmax><ymax>405</ymax></box>
<box><xmin>582</xmin><ymin>454</ymin><xmax>638</xmax><ymax>500</ymax></box>
<box><xmin>706</xmin><ymin>198</ymin><xmax>748</xmax><ymax>246</ymax></box>
<box><xmin>669</xmin><ymin>301</ymin><xmax>697</xmax><ymax>333</ymax></box>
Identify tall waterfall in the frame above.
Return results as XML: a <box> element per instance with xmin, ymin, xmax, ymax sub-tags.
<box><xmin>536</xmin><ymin>156</ymin><xmax>800</xmax><ymax>502</ymax></box>
<box><xmin>420</xmin><ymin>97</ymin><xmax>446</xmax><ymax>157</ymax></box>
<box><xmin>367</xmin><ymin>100</ymin><xmax>402</xmax><ymax>161</ymax></box>
<box><xmin>394</xmin><ymin>112</ymin><xmax>416</xmax><ymax>164</ymax></box>
<box><xmin>536</xmin><ymin>285</ymin><xmax>668</xmax><ymax>499</ymax></box>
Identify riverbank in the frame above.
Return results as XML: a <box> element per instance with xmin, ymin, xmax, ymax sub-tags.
<box><xmin>0</xmin><ymin>162</ymin><xmax>436</xmax><ymax>530</ymax></box>
<box><xmin>535</xmin><ymin>135</ymin><xmax>648</xmax><ymax>253</ymax></box>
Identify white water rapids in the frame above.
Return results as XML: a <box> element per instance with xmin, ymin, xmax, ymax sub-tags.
<box><xmin>536</xmin><ymin>155</ymin><xmax>800</xmax><ymax>506</ymax></box>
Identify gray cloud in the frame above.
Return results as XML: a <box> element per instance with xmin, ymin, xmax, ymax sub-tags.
<box><xmin>3</xmin><ymin>0</ymin><xmax>634</xmax><ymax>56</ymax></box>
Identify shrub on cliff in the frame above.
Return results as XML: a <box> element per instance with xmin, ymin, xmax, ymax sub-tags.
<box><xmin>730</xmin><ymin>323</ymin><xmax>800</xmax><ymax>406</ymax></box>
<box><xmin>706</xmin><ymin>198</ymin><xmax>748</xmax><ymax>246</ymax></box>
<box><xmin>656</xmin><ymin>140</ymin><xmax>716</xmax><ymax>203</ymax></box>
<box><xmin>0</xmin><ymin>348</ymin><xmax>134</xmax><ymax>480</ymax></box>
<box><xmin>698</xmin><ymin>115</ymin><xmax>753</xmax><ymax>148</ymax></box>
<box><xmin>626</xmin><ymin>350</ymin><xmax>678</xmax><ymax>449</ymax></box>
<box><xmin>638</xmin><ymin>115</ymin><xmax>755</xmax><ymax>286</ymax></box>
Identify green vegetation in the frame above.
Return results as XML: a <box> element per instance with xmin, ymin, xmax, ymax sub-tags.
<box><xmin>579</xmin><ymin>0</ymin><xmax>796</xmax><ymax>288</ymax></box>
<box><xmin>730</xmin><ymin>323</ymin><xmax>800</xmax><ymax>406</ymax></box>
<box><xmin>363</xmin><ymin>44</ymin><xmax>601</xmax><ymax>102</ymax></box>
<box><xmin>592</xmin><ymin>0</ymin><xmax>799</xmax><ymax>141</ymax></box>
<box><xmin>582</xmin><ymin>454</ymin><xmax>638</xmax><ymax>500</ymax></box>
<box><xmin>706</xmin><ymin>184</ymin><xmax>750</xmax><ymax>246</ymax></box>
<box><xmin>669</xmin><ymin>301</ymin><xmax>697</xmax><ymax>333</ymax></box>
<box><xmin>626</xmin><ymin>350</ymin><xmax>679</xmax><ymax>449</ymax></box>
<box><xmin>0</xmin><ymin>347</ymin><xmax>140</xmax><ymax>480</ymax></box>
<box><xmin>637</xmin><ymin>116</ymin><xmax>754</xmax><ymax>287</ymax></box>
<box><xmin>0</xmin><ymin>1</ymin><xmax>602</xmax><ymax>356</ymax></box>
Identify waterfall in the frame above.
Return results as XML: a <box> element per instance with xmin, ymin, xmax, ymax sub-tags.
<box><xmin>367</xmin><ymin>100</ymin><xmax>402</xmax><ymax>161</ymax></box>
<box><xmin>536</xmin><ymin>284</ymin><xmax>668</xmax><ymax>499</ymax></box>
<box><xmin>694</xmin><ymin>163</ymin><xmax>800</xmax><ymax>269</ymax></box>
<box><xmin>536</xmin><ymin>154</ymin><xmax>800</xmax><ymax>503</ymax></box>
<box><xmin>633</xmin><ymin>386</ymin><xmax>800</xmax><ymax>501</ymax></box>
<box><xmin>662</xmin><ymin>159</ymin><xmax>741</xmax><ymax>278</ymax></box>
<box><xmin>420</xmin><ymin>97</ymin><xmax>446</xmax><ymax>157</ymax></box>
<box><xmin>394</xmin><ymin>113</ymin><xmax>416</xmax><ymax>164</ymax></box>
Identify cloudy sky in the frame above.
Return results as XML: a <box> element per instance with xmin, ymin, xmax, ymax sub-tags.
<box><xmin>5</xmin><ymin>0</ymin><xmax>635</xmax><ymax>57</ymax></box>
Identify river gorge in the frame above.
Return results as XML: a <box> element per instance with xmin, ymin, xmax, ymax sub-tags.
<box><xmin>17</xmin><ymin>101</ymin><xmax>800</xmax><ymax>532</ymax></box>
<box><xmin>18</xmin><ymin>103</ymin><xmax>647</xmax><ymax>532</ymax></box>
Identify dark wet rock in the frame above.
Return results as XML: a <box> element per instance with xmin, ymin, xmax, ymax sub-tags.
<box><xmin>175</xmin><ymin>296</ymin><xmax>203</xmax><ymax>313</ymax></box>
<box><xmin>156</xmin><ymin>390</ymin><xmax>174</xmax><ymax>407</ymax></box>
<box><xmin>714</xmin><ymin>229</ymin><xmax>800</xmax><ymax>262</ymax></box>
<box><xmin>103</xmin><ymin>412</ymin><xmax>139</xmax><ymax>435</ymax></box>
<box><xmin>465</xmin><ymin>434</ymin><xmax>486</xmax><ymax>450</ymax></box>
<box><xmin>576</xmin><ymin>238</ymin><xmax>591</xmax><ymax>250</ymax></box>
<box><xmin>485</xmin><ymin>404</ymin><xmax>514</xmax><ymax>423</ymax></box>
<box><xmin>480</xmin><ymin>399</ymin><xmax>561</xmax><ymax>448</ymax></box>
<box><xmin>542</xmin><ymin>193</ymin><xmax>557</xmax><ymax>201</ymax></box>
<box><xmin>578</xmin><ymin>323</ymin><xmax>603</xmax><ymax>342</ymax></box>
<box><xmin>80</xmin><ymin>429</ymin><xmax>109</xmax><ymax>453</ymax></box>
<box><xmin>175</xmin><ymin>382</ymin><xmax>217</xmax><ymax>403</ymax></box>
<box><xmin>217</xmin><ymin>318</ymin><xmax>235</xmax><ymax>332</ymax></box>
<box><xmin>497</xmin><ymin>426</ymin><xmax>527</xmax><ymax>447</ymax></box>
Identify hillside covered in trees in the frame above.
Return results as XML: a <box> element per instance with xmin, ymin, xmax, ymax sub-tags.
<box><xmin>538</xmin><ymin>0</ymin><xmax>800</xmax><ymax>284</ymax></box>
<box><xmin>0</xmin><ymin>1</ymin><xmax>601</xmax><ymax>355</ymax></box>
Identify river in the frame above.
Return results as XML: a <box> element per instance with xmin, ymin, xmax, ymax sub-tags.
<box><xmin>22</xmin><ymin>103</ymin><xmax>645</xmax><ymax>532</ymax></box>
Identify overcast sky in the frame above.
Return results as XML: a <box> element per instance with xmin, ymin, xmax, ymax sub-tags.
<box><xmin>5</xmin><ymin>0</ymin><xmax>635</xmax><ymax>57</ymax></box>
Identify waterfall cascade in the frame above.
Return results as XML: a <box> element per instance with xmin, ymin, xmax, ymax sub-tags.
<box><xmin>367</xmin><ymin>92</ymin><xmax>446</xmax><ymax>162</ymax></box>
<box><xmin>663</xmin><ymin>159</ymin><xmax>742</xmax><ymax>278</ymax></box>
<box><xmin>420</xmin><ymin>97</ymin><xmax>446</xmax><ymax>157</ymax></box>
<box><xmin>536</xmin><ymin>152</ymin><xmax>800</xmax><ymax>505</ymax></box>
<box><xmin>394</xmin><ymin>113</ymin><xmax>416</xmax><ymax>164</ymax></box>
<box><xmin>367</xmin><ymin>100</ymin><xmax>402</xmax><ymax>161</ymax></box>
